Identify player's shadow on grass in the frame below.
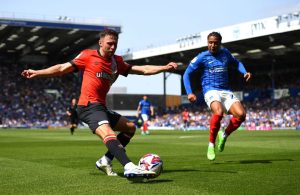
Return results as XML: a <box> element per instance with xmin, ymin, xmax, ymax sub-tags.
<box><xmin>129</xmin><ymin>179</ymin><xmax>173</xmax><ymax>184</ymax></box>
<box><xmin>163</xmin><ymin>169</ymin><xmax>199</xmax><ymax>173</ymax></box>
<box><xmin>164</xmin><ymin>169</ymin><xmax>237</xmax><ymax>174</ymax></box>
<box><xmin>222</xmin><ymin>159</ymin><xmax>294</xmax><ymax>164</ymax></box>
<box><xmin>163</xmin><ymin>169</ymin><xmax>237</xmax><ymax>173</ymax></box>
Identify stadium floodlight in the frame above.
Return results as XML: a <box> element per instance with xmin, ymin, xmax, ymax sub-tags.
<box><xmin>68</xmin><ymin>29</ymin><xmax>79</xmax><ymax>35</ymax></box>
<box><xmin>31</xmin><ymin>26</ymin><xmax>42</xmax><ymax>32</ymax></box>
<box><xmin>35</xmin><ymin>45</ymin><xmax>45</xmax><ymax>51</ymax></box>
<box><xmin>7</xmin><ymin>34</ymin><xmax>18</xmax><ymax>41</ymax></box>
<box><xmin>16</xmin><ymin>44</ymin><xmax>26</xmax><ymax>50</ymax></box>
<box><xmin>231</xmin><ymin>52</ymin><xmax>240</xmax><ymax>56</ymax></box>
<box><xmin>28</xmin><ymin>35</ymin><xmax>39</xmax><ymax>42</ymax></box>
<box><xmin>74</xmin><ymin>38</ymin><xmax>84</xmax><ymax>44</ymax></box>
<box><xmin>293</xmin><ymin>42</ymin><xmax>300</xmax><ymax>46</ymax></box>
<box><xmin>0</xmin><ymin>24</ymin><xmax>7</xmax><ymax>30</ymax></box>
<box><xmin>246</xmin><ymin>49</ymin><xmax>262</xmax><ymax>53</ymax></box>
<box><xmin>0</xmin><ymin>43</ymin><xmax>5</xmax><ymax>48</ymax></box>
<box><xmin>61</xmin><ymin>46</ymin><xmax>70</xmax><ymax>52</ymax></box>
<box><xmin>269</xmin><ymin>45</ymin><xmax>286</xmax><ymax>50</ymax></box>
<box><xmin>48</xmin><ymin>36</ymin><xmax>59</xmax><ymax>43</ymax></box>
<box><xmin>7</xmin><ymin>50</ymin><xmax>15</xmax><ymax>53</ymax></box>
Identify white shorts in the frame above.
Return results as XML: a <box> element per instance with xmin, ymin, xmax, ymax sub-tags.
<box><xmin>204</xmin><ymin>90</ymin><xmax>240</xmax><ymax>112</ymax></box>
<box><xmin>141</xmin><ymin>114</ymin><xmax>149</xmax><ymax>121</ymax></box>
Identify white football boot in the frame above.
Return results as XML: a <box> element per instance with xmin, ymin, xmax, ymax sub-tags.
<box><xmin>124</xmin><ymin>162</ymin><xmax>156</xmax><ymax>180</ymax></box>
<box><xmin>96</xmin><ymin>156</ymin><xmax>118</xmax><ymax>176</ymax></box>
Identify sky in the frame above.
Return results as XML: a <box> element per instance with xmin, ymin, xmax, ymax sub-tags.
<box><xmin>1</xmin><ymin>0</ymin><xmax>300</xmax><ymax>95</ymax></box>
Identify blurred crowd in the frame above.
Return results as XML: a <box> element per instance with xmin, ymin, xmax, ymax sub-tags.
<box><xmin>0</xmin><ymin>63</ymin><xmax>80</xmax><ymax>128</ymax></box>
<box><xmin>149</xmin><ymin>97</ymin><xmax>300</xmax><ymax>130</ymax></box>
<box><xmin>1</xmin><ymin>63</ymin><xmax>299</xmax><ymax>130</ymax></box>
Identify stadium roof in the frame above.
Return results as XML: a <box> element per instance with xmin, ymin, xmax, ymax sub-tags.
<box><xmin>0</xmin><ymin>17</ymin><xmax>121</xmax><ymax>64</ymax></box>
<box><xmin>122</xmin><ymin>11</ymin><xmax>300</xmax><ymax>75</ymax></box>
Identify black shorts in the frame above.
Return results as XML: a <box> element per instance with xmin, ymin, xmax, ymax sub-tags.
<box><xmin>76</xmin><ymin>102</ymin><xmax>121</xmax><ymax>133</ymax></box>
<box><xmin>70</xmin><ymin>117</ymin><xmax>79</xmax><ymax>125</ymax></box>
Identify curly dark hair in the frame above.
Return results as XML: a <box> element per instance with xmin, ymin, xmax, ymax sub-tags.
<box><xmin>207</xmin><ymin>31</ymin><xmax>222</xmax><ymax>42</ymax></box>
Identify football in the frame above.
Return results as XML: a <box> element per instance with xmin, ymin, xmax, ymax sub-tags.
<box><xmin>138</xmin><ymin>153</ymin><xmax>163</xmax><ymax>178</ymax></box>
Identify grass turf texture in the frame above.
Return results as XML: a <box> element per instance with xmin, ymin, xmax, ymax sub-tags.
<box><xmin>0</xmin><ymin>129</ymin><xmax>299</xmax><ymax>195</ymax></box>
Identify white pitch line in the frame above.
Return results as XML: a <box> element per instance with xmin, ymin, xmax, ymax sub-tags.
<box><xmin>179</xmin><ymin>136</ymin><xmax>197</xmax><ymax>139</ymax></box>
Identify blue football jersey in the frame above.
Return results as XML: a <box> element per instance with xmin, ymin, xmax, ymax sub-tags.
<box><xmin>183</xmin><ymin>48</ymin><xmax>247</xmax><ymax>95</ymax></box>
<box><xmin>139</xmin><ymin>100</ymin><xmax>152</xmax><ymax>115</ymax></box>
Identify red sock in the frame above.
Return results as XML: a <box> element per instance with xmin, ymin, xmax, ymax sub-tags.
<box><xmin>225</xmin><ymin>117</ymin><xmax>243</xmax><ymax>136</ymax></box>
<box><xmin>143</xmin><ymin>123</ymin><xmax>148</xmax><ymax>131</ymax></box>
<box><xmin>209</xmin><ymin>114</ymin><xmax>223</xmax><ymax>144</ymax></box>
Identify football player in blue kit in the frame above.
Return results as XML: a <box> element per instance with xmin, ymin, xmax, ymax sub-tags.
<box><xmin>183</xmin><ymin>32</ymin><xmax>252</xmax><ymax>161</ymax></box>
<box><xmin>137</xmin><ymin>95</ymin><xmax>154</xmax><ymax>135</ymax></box>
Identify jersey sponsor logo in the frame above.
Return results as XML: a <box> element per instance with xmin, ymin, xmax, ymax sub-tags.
<box><xmin>208</xmin><ymin>67</ymin><xmax>227</xmax><ymax>73</ymax></box>
<box><xmin>96</xmin><ymin>72</ymin><xmax>112</xmax><ymax>80</ymax></box>
<box><xmin>96</xmin><ymin>72</ymin><xmax>118</xmax><ymax>84</ymax></box>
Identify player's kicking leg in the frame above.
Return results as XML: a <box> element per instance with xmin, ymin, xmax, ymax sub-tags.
<box><xmin>124</xmin><ymin>162</ymin><xmax>156</xmax><ymax>180</ymax></box>
<box><xmin>95</xmin><ymin>117</ymin><xmax>156</xmax><ymax>179</ymax></box>
<box><xmin>96</xmin><ymin>155</ymin><xmax>156</xmax><ymax>179</ymax></box>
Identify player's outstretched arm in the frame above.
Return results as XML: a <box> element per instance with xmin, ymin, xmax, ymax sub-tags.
<box><xmin>129</xmin><ymin>62</ymin><xmax>177</xmax><ymax>75</ymax></box>
<box><xmin>21</xmin><ymin>62</ymin><xmax>75</xmax><ymax>79</ymax></box>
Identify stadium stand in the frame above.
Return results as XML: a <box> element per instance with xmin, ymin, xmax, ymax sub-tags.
<box><xmin>0</xmin><ymin>15</ymin><xmax>121</xmax><ymax>63</ymax></box>
<box><xmin>0</xmin><ymin>14</ymin><xmax>121</xmax><ymax>128</ymax></box>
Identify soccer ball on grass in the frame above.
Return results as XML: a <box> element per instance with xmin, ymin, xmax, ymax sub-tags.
<box><xmin>138</xmin><ymin>153</ymin><xmax>163</xmax><ymax>178</ymax></box>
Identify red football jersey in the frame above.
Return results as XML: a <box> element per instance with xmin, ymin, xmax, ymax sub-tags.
<box><xmin>182</xmin><ymin>111</ymin><xmax>190</xmax><ymax>121</ymax></box>
<box><xmin>71</xmin><ymin>49</ymin><xmax>131</xmax><ymax>106</ymax></box>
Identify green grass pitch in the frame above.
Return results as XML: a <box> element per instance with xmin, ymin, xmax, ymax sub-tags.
<box><xmin>0</xmin><ymin>128</ymin><xmax>299</xmax><ymax>194</ymax></box>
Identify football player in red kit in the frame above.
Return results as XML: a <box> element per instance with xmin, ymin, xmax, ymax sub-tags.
<box><xmin>21</xmin><ymin>29</ymin><xmax>177</xmax><ymax>179</ymax></box>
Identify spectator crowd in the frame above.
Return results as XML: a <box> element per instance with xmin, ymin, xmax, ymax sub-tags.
<box><xmin>149</xmin><ymin>97</ymin><xmax>300</xmax><ymax>130</ymax></box>
<box><xmin>0</xmin><ymin>63</ymin><xmax>80</xmax><ymax>128</ymax></box>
